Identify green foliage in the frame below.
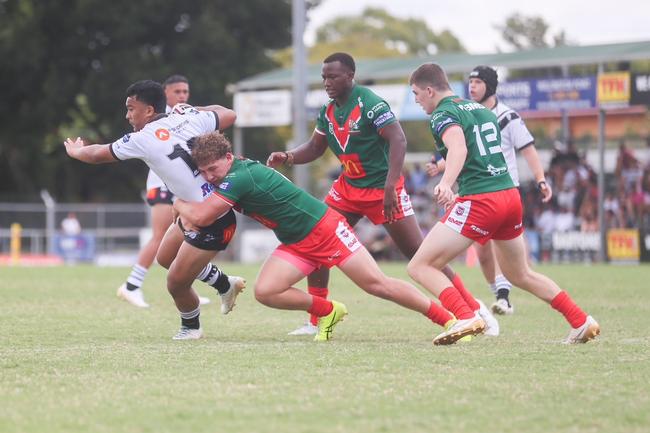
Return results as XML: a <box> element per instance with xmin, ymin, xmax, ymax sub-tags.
<box><xmin>0</xmin><ymin>0</ymin><xmax>292</xmax><ymax>201</ymax></box>
<box><xmin>274</xmin><ymin>7</ymin><xmax>465</xmax><ymax>67</ymax></box>
<box><xmin>0</xmin><ymin>263</ymin><xmax>649</xmax><ymax>433</ymax></box>
<box><xmin>496</xmin><ymin>13</ymin><xmax>567</xmax><ymax>51</ymax></box>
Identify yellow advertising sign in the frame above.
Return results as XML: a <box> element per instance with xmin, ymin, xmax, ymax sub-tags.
<box><xmin>597</xmin><ymin>72</ymin><xmax>630</xmax><ymax>104</ymax></box>
<box><xmin>607</xmin><ymin>229</ymin><xmax>639</xmax><ymax>260</ymax></box>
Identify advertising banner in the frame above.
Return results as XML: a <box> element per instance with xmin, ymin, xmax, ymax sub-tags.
<box><xmin>607</xmin><ymin>229</ymin><xmax>640</xmax><ymax>261</ymax></box>
<box><xmin>631</xmin><ymin>73</ymin><xmax>650</xmax><ymax>106</ymax></box>
<box><xmin>597</xmin><ymin>72</ymin><xmax>631</xmax><ymax>107</ymax></box>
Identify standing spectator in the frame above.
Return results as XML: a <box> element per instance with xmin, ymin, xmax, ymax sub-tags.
<box><xmin>61</xmin><ymin>212</ymin><xmax>81</xmax><ymax>236</ymax></box>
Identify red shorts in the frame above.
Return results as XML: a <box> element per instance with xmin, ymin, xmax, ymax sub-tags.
<box><xmin>324</xmin><ymin>175</ymin><xmax>414</xmax><ymax>224</ymax></box>
<box><xmin>441</xmin><ymin>188</ymin><xmax>523</xmax><ymax>245</ymax></box>
<box><xmin>272</xmin><ymin>208</ymin><xmax>362</xmax><ymax>275</ymax></box>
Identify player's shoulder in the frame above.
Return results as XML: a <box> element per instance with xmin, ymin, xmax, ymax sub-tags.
<box><xmin>493</xmin><ymin>100</ymin><xmax>518</xmax><ymax>117</ymax></box>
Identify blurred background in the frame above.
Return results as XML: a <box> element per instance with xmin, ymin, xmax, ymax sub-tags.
<box><xmin>1</xmin><ymin>0</ymin><xmax>649</xmax><ymax>265</ymax></box>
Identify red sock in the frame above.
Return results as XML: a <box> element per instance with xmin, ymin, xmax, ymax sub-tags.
<box><xmin>308</xmin><ymin>286</ymin><xmax>329</xmax><ymax>325</ymax></box>
<box><xmin>451</xmin><ymin>274</ymin><xmax>480</xmax><ymax>312</ymax></box>
<box><xmin>551</xmin><ymin>291</ymin><xmax>587</xmax><ymax>328</ymax></box>
<box><xmin>439</xmin><ymin>287</ymin><xmax>475</xmax><ymax>320</ymax></box>
<box><xmin>425</xmin><ymin>301</ymin><xmax>454</xmax><ymax>327</ymax></box>
<box><xmin>307</xmin><ymin>295</ymin><xmax>333</xmax><ymax>318</ymax></box>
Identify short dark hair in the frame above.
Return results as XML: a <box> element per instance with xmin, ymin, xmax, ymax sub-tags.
<box><xmin>163</xmin><ymin>74</ymin><xmax>189</xmax><ymax>88</ymax></box>
<box><xmin>409</xmin><ymin>63</ymin><xmax>451</xmax><ymax>91</ymax></box>
<box><xmin>125</xmin><ymin>80</ymin><xmax>166</xmax><ymax>113</ymax></box>
<box><xmin>191</xmin><ymin>132</ymin><xmax>233</xmax><ymax>167</ymax></box>
<box><xmin>323</xmin><ymin>52</ymin><xmax>356</xmax><ymax>73</ymax></box>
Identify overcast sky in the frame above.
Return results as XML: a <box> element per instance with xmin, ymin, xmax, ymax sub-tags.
<box><xmin>305</xmin><ymin>0</ymin><xmax>650</xmax><ymax>53</ymax></box>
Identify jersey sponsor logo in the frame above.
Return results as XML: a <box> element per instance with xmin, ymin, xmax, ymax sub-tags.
<box><xmin>217</xmin><ymin>181</ymin><xmax>231</xmax><ymax>191</ymax></box>
<box><xmin>201</xmin><ymin>183</ymin><xmax>215</xmax><ymax>197</ymax></box>
<box><xmin>455</xmin><ymin>206</ymin><xmax>465</xmax><ymax>216</ymax></box>
<box><xmin>155</xmin><ymin>128</ymin><xmax>170</xmax><ymax>141</ymax></box>
<box><xmin>222</xmin><ymin>224</ymin><xmax>236</xmax><ymax>244</ymax></box>
<box><xmin>486</xmin><ymin>164</ymin><xmax>507</xmax><ymax>176</ymax></box>
<box><xmin>335</xmin><ymin>220</ymin><xmax>361</xmax><ymax>252</ymax></box>
<box><xmin>372</xmin><ymin>111</ymin><xmax>395</xmax><ymax>129</ymax></box>
<box><xmin>435</xmin><ymin>117</ymin><xmax>454</xmax><ymax>135</ymax></box>
<box><xmin>447</xmin><ymin>216</ymin><xmax>463</xmax><ymax>226</ymax></box>
<box><xmin>432</xmin><ymin>112</ymin><xmax>445</xmax><ymax>121</ymax></box>
<box><xmin>327</xmin><ymin>187</ymin><xmax>342</xmax><ymax>202</ymax></box>
<box><xmin>339</xmin><ymin>153</ymin><xmax>367</xmax><ymax>179</ymax></box>
<box><xmin>122</xmin><ymin>134</ymin><xmax>131</xmax><ymax>143</ymax></box>
<box><xmin>325</xmin><ymin>102</ymin><xmax>362</xmax><ymax>151</ymax></box>
<box><xmin>470</xmin><ymin>225</ymin><xmax>489</xmax><ymax>236</ymax></box>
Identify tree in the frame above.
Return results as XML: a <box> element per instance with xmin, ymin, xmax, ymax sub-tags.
<box><xmin>495</xmin><ymin>13</ymin><xmax>567</xmax><ymax>51</ymax></box>
<box><xmin>274</xmin><ymin>7</ymin><xmax>465</xmax><ymax>66</ymax></box>
<box><xmin>0</xmin><ymin>0</ymin><xmax>292</xmax><ymax>201</ymax></box>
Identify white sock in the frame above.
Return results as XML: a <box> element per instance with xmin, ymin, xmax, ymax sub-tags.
<box><xmin>126</xmin><ymin>264</ymin><xmax>148</xmax><ymax>289</ymax></box>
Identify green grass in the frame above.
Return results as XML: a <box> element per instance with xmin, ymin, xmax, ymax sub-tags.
<box><xmin>1</xmin><ymin>263</ymin><xmax>649</xmax><ymax>433</ymax></box>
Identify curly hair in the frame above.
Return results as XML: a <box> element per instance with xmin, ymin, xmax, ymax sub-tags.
<box><xmin>191</xmin><ymin>131</ymin><xmax>232</xmax><ymax>167</ymax></box>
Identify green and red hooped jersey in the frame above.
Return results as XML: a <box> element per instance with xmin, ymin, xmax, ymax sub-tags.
<box><xmin>315</xmin><ymin>85</ymin><xmax>398</xmax><ymax>189</ymax></box>
<box><xmin>212</xmin><ymin>158</ymin><xmax>328</xmax><ymax>245</ymax></box>
<box><xmin>429</xmin><ymin>96</ymin><xmax>515</xmax><ymax>196</ymax></box>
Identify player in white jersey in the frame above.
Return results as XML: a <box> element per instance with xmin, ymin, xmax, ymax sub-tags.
<box><xmin>468</xmin><ymin>66</ymin><xmax>552</xmax><ymax>314</ymax></box>
<box><xmin>64</xmin><ymin>80</ymin><xmax>245</xmax><ymax>339</ymax></box>
<box><xmin>116</xmin><ymin>74</ymin><xmax>204</xmax><ymax>308</ymax></box>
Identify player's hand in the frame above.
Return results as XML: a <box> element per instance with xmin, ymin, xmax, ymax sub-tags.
<box><xmin>426</xmin><ymin>158</ymin><xmax>445</xmax><ymax>177</ymax></box>
<box><xmin>539</xmin><ymin>180</ymin><xmax>553</xmax><ymax>203</ymax></box>
<box><xmin>179</xmin><ymin>215</ymin><xmax>200</xmax><ymax>232</ymax></box>
<box><xmin>434</xmin><ymin>182</ymin><xmax>456</xmax><ymax>210</ymax></box>
<box><xmin>383</xmin><ymin>188</ymin><xmax>399</xmax><ymax>223</ymax></box>
<box><xmin>425</xmin><ymin>162</ymin><xmax>440</xmax><ymax>177</ymax></box>
<box><xmin>63</xmin><ymin>137</ymin><xmax>84</xmax><ymax>158</ymax></box>
<box><xmin>266</xmin><ymin>151</ymin><xmax>287</xmax><ymax>168</ymax></box>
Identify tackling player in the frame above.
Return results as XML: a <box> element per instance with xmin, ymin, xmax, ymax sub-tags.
<box><xmin>174</xmin><ymin>131</ymin><xmax>475</xmax><ymax>343</ymax></box>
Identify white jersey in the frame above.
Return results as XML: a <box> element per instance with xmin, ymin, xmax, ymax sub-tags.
<box><xmin>111</xmin><ymin>105</ymin><xmax>219</xmax><ymax>202</ymax></box>
<box><xmin>143</xmin><ymin>104</ymin><xmax>176</xmax><ymax>190</ymax></box>
<box><xmin>492</xmin><ymin>100</ymin><xmax>534</xmax><ymax>186</ymax></box>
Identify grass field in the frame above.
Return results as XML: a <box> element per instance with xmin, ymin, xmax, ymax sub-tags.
<box><xmin>1</xmin><ymin>263</ymin><xmax>649</xmax><ymax>433</ymax></box>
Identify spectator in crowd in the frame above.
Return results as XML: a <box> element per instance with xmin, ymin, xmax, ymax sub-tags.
<box><xmin>61</xmin><ymin>212</ymin><xmax>81</xmax><ymax>236</ymax></box>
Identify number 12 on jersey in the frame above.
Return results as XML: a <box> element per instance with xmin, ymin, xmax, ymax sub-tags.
<box><xmin>473</xmin><ymin>122</ymin><xmax>502</xmax><ymax>156</ymax></box>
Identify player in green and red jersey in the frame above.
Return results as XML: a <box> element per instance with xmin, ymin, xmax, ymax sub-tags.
<box><xmin>173</xmin><ymin>131</ymin><xmax>463</xmax><ymax>343</ymax></box>
<box><xmin>267</xmin><ymin>52</ymin><xmax>487</xmax><ymax>337</ymax></box>
<box><xmin>407</xmin><ymin>63</ymin><xmax>600</xmax><ymax>345</ymax></box>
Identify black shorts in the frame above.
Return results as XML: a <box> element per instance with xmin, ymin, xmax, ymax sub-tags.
<box><xmin>146</xmin><ymin>187</ymin><xmax>174</xmax><ymax>206</ymax></box>
<box><xmin>178</xmin><ymin>209</ymin><xmax>237</xmax><ymax>251</ymax></box>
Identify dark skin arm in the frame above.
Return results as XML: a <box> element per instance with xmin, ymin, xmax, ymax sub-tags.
<box><xmin>266</xmin><ymin>131</ymin><xmax>329</xmax><ymax>168</ymax></box>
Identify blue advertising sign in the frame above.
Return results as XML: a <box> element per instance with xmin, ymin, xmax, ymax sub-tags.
<box><xmin>496</xmin><ymin>80</ymin><xmax>533</xmax><ymax>111</ymax></box>
<box><xmin>489</xmin><ymin>76</ymin><xmax>598</xmax><ymax>111</ymax></box>
<box><xmin>534</xmin><ymin>76</ymin><xmax>597</xmax><ymax>110</ymax></box>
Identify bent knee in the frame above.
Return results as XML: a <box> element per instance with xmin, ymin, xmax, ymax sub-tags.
<box><xmin>407</xmin><ymin>258</ymin><xmax>432</xmax><ymax>283</ymax></box>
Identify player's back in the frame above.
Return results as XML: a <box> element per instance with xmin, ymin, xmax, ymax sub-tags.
<box><xmin>111</xmin><ymin>107</ymin><xmax>218</xmax><ymax>202</ymax></box>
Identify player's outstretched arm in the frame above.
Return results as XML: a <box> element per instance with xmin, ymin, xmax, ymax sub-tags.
<box><xmin>266</xmin><ymin>131</ymin><xmax>328</xmax><ymax>168</ymax></box>
<box><xmin>63</xmin><ymin>137</ymin><xmax>117</xmax><ymax>164</ymax></box>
